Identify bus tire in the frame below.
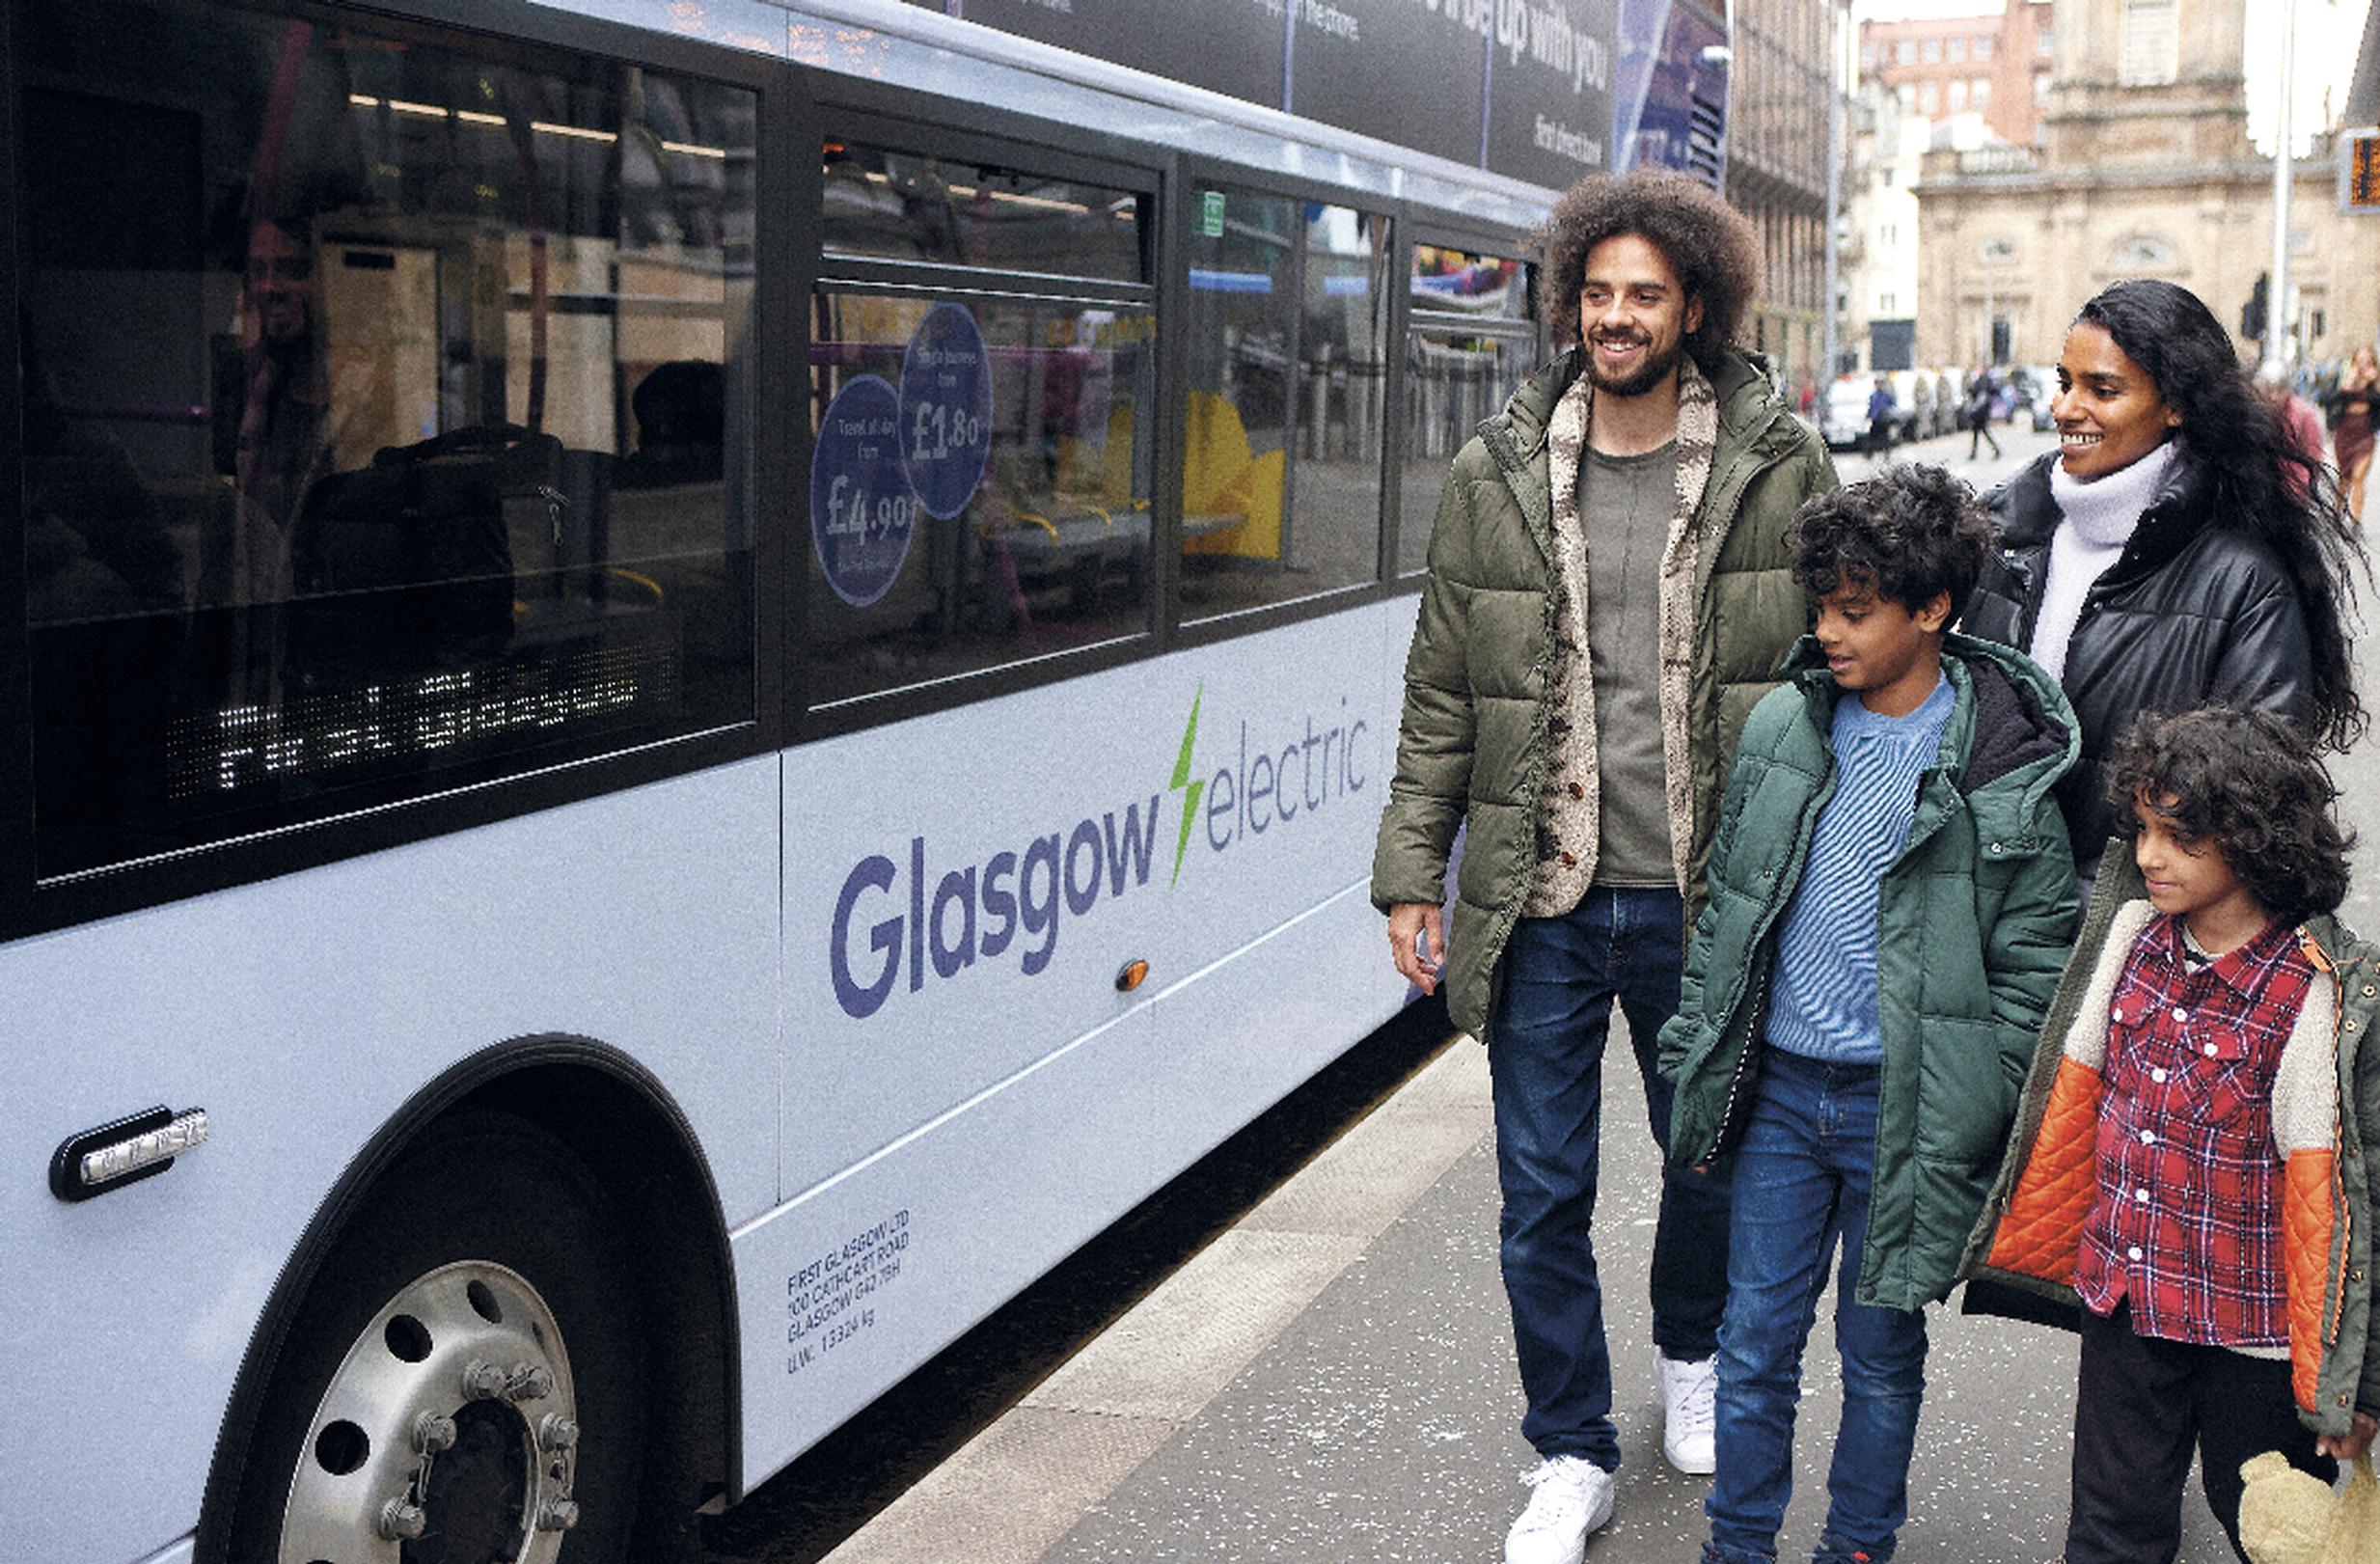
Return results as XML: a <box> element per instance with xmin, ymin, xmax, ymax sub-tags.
<box><xmin>225</xmin><ymin>1107</ymin><xmax>645</xmax><ymax>1563</ymax></box>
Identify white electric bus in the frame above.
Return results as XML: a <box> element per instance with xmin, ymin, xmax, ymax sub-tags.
<box><xmin>0</xmin><ymin>1</ymin><xmax>1580</xmax><ymax>1559</ymax></box>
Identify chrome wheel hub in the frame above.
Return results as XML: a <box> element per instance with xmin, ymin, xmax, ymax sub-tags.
<box><xmin>280</xmin><ymin>1261</ymin><xmax>579</xmax><ymax>1564</ymax></box>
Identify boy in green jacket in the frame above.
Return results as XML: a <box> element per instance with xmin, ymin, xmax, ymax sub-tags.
<box><xmin>1655</xmin><ymin>465</ymin><xmax>2078</xmax><ymax>1564</ymax></box>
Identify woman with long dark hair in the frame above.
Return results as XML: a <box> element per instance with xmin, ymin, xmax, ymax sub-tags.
<box><xmin>1962</xmin><ymin>278</ymin><xmax>2365</xmax><ymax>884</ymax></box>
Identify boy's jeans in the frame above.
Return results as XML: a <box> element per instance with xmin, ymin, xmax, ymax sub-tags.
<box><xmin>1705</xmin><ymin>1051</ymin><xmax>1928</xmax><ymax>1563</ymax></box>
<box><xmin>1489</xmin><ymin>887</ymin><xmax>1732</xmax><ymax>1468</ymax></box>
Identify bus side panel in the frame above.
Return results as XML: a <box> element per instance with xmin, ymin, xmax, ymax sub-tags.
<box><xmin>0</xmin><ymin>756</ymin><xmax>780</xmax><ymax>1564</ymax></box>
<box><xmin>785</xmin><ymin>606</ymin><xmax>1404</xmax><ymax>1202</ymax></box>
<box><xmin>753</xmin><ymin>602</ymin><xmax>1414</xmax><ymax>1481</ymax></box>
<box><xmin>734</xmin><ymin>880</ymin><xmax>1396</xmax><ymax>1484</ymax></box>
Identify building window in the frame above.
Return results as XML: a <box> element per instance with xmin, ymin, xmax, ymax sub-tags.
<box><xmin>1948</xmin><ymin>36</ymin><xmax>1967</xmax><ymax>61</ymax></box>
<box><xmin>1921</xmin><ymin>37</ymin><xmax>1941</xmax><ymax>62</ymax></box>
<box><xmin>2120</xmin><ymin>0</ymin><xmax>2177</xmax><ymax>86</ymax></box>
<box><xmin>1897</xmin><ymin>39</ymin><xmax>1917</xmax><ymax>64</ymax></box>
<box><xmin>1949</xmin><ymin>79</ymin><xmax>1968</xmax><ymax>111</ymax></box>
<box><xmin>2037</xmin><ymin>26</ymin><xmax>2055</xmax><ymax>57</ymax></box>
<box><xmin>1918</xmin><ymin>80</ymin><xmax>1939</xmax><ymax>115</ymax></box>
<box><xmin>1879</xmin><ymin>222</ymin><xmax>1898</xmax><ymax>247</ymax></box>
<box><xmin>1881</xmin><ymin>166</ymin><xmax>1897</xmax><ymax>186</ymax></box>
<box><xmin>1976</xmin><ymin>35</ymin><xmax>1994</xmax><ymax>60</ymax></box>
<box><xmin>1898</xmin><ymin>83</ymin><xmax>1917</xmax><ymax>113</ymax></box>
<box><xmin>1880</xmin><ymin>290</ymin><xmax>1898</xmax><ymax>314</ymax></box>
<box><xmin>1862</xmin><ymin>40</ymin><xmax>1877</xmax><ymax>68</ymax></box>
<box><xmin>2035</xmin><ymin>71</ymin><xmax>2052</xmax><ymax>106</ymax></box>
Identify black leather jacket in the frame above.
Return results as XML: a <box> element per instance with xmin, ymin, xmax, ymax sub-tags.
<box><xmin>1961</xmin><ymin>451</ymin><xmax>2314</xmax><ymax>875</ymax></box>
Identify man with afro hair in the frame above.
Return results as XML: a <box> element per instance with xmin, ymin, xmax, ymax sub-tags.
<box><xmin>1373</xmin><ymin>167</ymin><xmax>1834</xmax><ymax>1564</ymax></box>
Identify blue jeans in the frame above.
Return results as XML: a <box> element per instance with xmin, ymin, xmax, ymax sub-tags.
<box><xmin>1704</xmin><ymin>1051</ymin><xmax>1928</xmax><ymax>1563</ymax></box>
<box><xmin>1489</xmin><ymin>887</ymin><xmax>1733</xmax><ymax>1468</ymax></box>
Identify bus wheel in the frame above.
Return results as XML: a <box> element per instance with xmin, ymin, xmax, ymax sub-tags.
<box><xmin>227</xmin><ymin>1110</ymin><xmax>643</xmax><ymax>1563</ymax></box>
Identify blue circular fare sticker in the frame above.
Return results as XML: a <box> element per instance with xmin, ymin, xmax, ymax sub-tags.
<box><xmin>900</xmin><ymin>302</ymin><xmax>994</xmax><ymax>519</ymax></box>
<box><xmin>811</xmin><ymin>374</ymin><xmax>916</xmax><ymax>609</ymax></box>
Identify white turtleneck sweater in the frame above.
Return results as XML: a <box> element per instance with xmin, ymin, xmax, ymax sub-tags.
<box><xmin>2029</xmin><ymin>440</ymin><xmax>2184</xmax><ymax>681</ymax></box>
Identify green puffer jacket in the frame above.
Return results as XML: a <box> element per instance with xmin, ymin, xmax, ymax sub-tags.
<box><xmin>1369</xmin><ymin>346</ymin><xmax>1833</xmax><ymax>1043</ymax></box>
<box><xmin>1656</xmin><ymin>634</ymin><xmax>2080</xmax><ymax>1311</ymax></box>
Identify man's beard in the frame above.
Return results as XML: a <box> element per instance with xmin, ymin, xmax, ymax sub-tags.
<box><xmin>1584</xmin><ymin>331</ymin><xmax>1684</xmax><ymax>398</ymax></box>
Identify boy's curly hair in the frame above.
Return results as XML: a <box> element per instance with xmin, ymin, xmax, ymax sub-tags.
<box><xmin>1784</xmin><ymin>464</ymin><xmax>1996</xmax><ymax>617</ymax></box>
<box><xmin>2106</xmin><ymin>706</ymin><xmax>2353</xmax><ymax>925</ymax></box>
<box><xmin>1532</xmin><ymin>169</ymin><xmax>1761</xmax><ymax>367</ymax></box>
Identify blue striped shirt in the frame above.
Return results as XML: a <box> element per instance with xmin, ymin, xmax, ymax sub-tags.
<box><xmin>1765</xmin><ymin>673</ymin><xmax>1956</xmax><ymax>1064</ymax></box>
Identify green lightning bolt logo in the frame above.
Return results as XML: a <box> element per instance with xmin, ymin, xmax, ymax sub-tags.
<box><xmin>1169</xmin><ymin>683</ymin><xmax>1204</xmax><ymax>886</ymax></box>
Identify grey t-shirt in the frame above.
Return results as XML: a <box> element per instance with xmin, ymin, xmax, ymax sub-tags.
<box><xmin>1580</xmin><ymin>440</ymin><xmax>1677</xmax><ymax>887</ymax></box>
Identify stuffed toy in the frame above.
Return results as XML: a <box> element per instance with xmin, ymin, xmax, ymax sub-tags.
<box><xmin>2238</xmin><ymin>1450</ymin><xmax>2380</xmax><ymax>1564</ymax></box>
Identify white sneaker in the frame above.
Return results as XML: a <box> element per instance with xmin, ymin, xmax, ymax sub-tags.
<box><xmin>1504</xmin><ymin>1454</ymin><xmax>1614</xmax><ymax>1564</ymax></box>
<box><xmin>1657</xmin><ymin>1352</ymin><xmax>1719</xmax><ymax>1475</ymax></box>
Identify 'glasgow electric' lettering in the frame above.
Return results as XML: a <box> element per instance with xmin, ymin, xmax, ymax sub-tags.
<box><xmin>832</xmin><ymin>801</ymin><xmax>1162</xmax><ymax>1019</ymax></box>
<box><xmin>827</xmin><ymin>700</ymin><xmax>1368</xmax><ymax>1019</ymax></box>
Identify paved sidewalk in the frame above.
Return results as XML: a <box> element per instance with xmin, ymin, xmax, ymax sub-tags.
<box><xmin>825</xmin><ymin>1035</ymin><xmax>2248</xmax><ymax>1563</ymax></box>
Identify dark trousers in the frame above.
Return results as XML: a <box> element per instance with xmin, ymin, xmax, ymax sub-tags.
<box><xmin>1489</xmin><ymin>887</ymin><xmax>1733</xmax><ymax>1467</ymax></box>
<box><xmin>1967</xmin><ymin>412</ymin><xmax>2001</xmax><ymax>458</ymax></box>
<box><xmin>2065</xmin><ymin>1301</ymin><xmax>2334</xmax><ymax>1564</ymax></box>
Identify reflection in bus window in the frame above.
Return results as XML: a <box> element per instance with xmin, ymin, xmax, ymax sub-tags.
<box><xmin>15</xmin><ymin>0</ymin><xmax>757</xmax><ymax>878</ymax></box>
<box><xmin>821</xmin><ymin>143</ymin><xmax>1146</xmax><ymax>283</ymax></box>
<box><xmin>1180</xmin><ymin>191</ymin><xmax>1390</xmax><ymax>620</ymax></box>
<box><xmin>806</xmin><ymin>289</ymin><xmax>1156</xmax><ymax>707</ymax></box>
<box><xmin>1400</xmin><ymin>245</ymin><xmax>1536</xmax><ymax>577</ymax></box>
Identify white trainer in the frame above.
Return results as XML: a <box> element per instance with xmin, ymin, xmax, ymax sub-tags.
<box><xmin>1657</xmin><ymin>1352</ymin><xmax>1719</xmax><ymax>1475</ymax></box>
<box><xmin>1504</xmin><ymin>1454</ymin><xmax>1614</xmax><ymax>1564</ymax></box>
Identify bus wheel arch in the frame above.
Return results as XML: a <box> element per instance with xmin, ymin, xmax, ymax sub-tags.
<box><xmin>195</xmin><ymin>1040</ymin><xmax>739</xmax><ymax>1564</ymax></box>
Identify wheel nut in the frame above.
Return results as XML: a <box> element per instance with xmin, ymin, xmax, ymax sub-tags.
<box><xmin>537</xmin><ymin>1413</ymin><xmax>580</xmax><ymax>1452</ymax></box>
<box><xmin>462</xmin><ymin>1359</ymin><xmax>508</xmax><ymax>1400</ymax></box>
<box><xmin>507</xmin><ymin>1363</ymin><xmax>556</xmax><ymax>1402</ymax></box>
<box><xmin>413</xmin><ymin>1412</ymin><xmax>458</xmax><ymax>1453</ymax></box>
<box><xmin>379</xmin><ymin>1499</ymin><xmax>428</xmax><ymax>1541</ymax></box>
<box><xmin>537</xmin><ymin>1497</ymin><xmax>581</xmax><ymax>1531</ymax></box>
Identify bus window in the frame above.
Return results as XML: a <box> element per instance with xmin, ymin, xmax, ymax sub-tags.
<box><xmin>1400</xmin><ymin>245</ymin><xmax>1535</xmax><ymax>577</ymax></box>
<box><xmin>15</xmin><ymin>0</ymin><xmax>758</xmax><ymax>879</ymax></box>
<box><xmin>1181</xmin><ymin>191</ymin><xmax>1390</xmax><ymax>619</ymax></box>
<box><xmin>807</xmin><ymin>136</ymin><xmax>1157</xmax><ymax>710</ymax></box>
<box><xmin>805</xmin><ymin>288</ymin><xmax>1157</xmax><ymax>706</ymax></box>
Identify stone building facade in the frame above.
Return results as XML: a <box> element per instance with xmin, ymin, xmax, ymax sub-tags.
<box><xmin>1913</xmin><ymin>0</ymin><xmax>2380</xmax><ymax>371</ymax></box>
<box><xmin>1727</xmin><ymin>0</ymin><xmax>1833</xmax><ymax>397</ymax></box>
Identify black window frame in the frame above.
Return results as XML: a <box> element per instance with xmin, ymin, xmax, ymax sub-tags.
<box><xmin>1394</xmin><ymin>219</ymin><xmax>1546</xmax><ymax>585</ymax></box>
<box><xmin>0</xmin><ymin>0</ymin><xmax>793</xmax><ymax>941</ymax></box>
<box><xmin>1163</xmin><ymin>155</ymin><xmax>1417</xmax><ymax>656</ymax></box>
<box><xmin>791</xmin><ymin>88</ymin><xmax>1165</xmax><ymax>742</ymax></box>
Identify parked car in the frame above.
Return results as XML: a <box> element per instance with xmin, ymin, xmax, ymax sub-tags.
<box><xmin>1935</xmin><ymin>369</ymin><xmax>1965</xmax><ymax>435</ymax></box>
<box><xmin>2020</xmin><ymin>365</ymin><xmax>2060</xmax><ymax>430</ymax></box>
<box><xmin>1886</xmin><ymin>370</ymin><xmax>1931</xmax><ymax>442</ymax></box>
<box><xmin>1822</xmin><ymin>376</ymin><xmax>1883</xmax><ymax>451</ymax></box>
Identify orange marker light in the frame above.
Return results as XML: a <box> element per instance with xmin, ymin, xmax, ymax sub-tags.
<box><xmin>1115</xmin><ymin>960</ymin><xmax>1149</xmax><ymax>993</ymax></box>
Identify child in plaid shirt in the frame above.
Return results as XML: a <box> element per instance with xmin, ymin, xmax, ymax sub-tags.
<box><xmin>1965</xmin><ymin>705</ymin><xmax>2380</xmax><ymax>1564</ymax></box>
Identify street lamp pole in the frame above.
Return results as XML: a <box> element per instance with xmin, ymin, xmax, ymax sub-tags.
<box><xmin>2263</xmin><ymin>0</ymin><xmax>2297</xmax><ymax>376</ymax></box>
<box><xmin>1821</xmin><ymin>0</ymin><xmax>1847</xmax><ymax>380</ymax></box>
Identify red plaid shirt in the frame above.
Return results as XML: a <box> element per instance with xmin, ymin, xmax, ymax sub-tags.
<box><xmin>2075</xmin><ymin>915</ymin><xmax>2316</xmax><ymax>1347</ymax></box>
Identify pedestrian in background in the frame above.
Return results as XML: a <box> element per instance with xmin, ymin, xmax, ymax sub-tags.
<box><xmin>1965</xmin><ymin>705</ymin><xmax>2380</xmax><ymax>1564</ymax></box>
<box><xmin>1865</xmin><ymin>374</ymin><xmax>1896</xmax><ymax>455</ymax></box>
<box><xmin>1964</xmin><ymin>366</ymin><xmax>2002</xmax><ymax>460</ymax></box>
<box><xmin>2254</xmin><ymin>365</ymin><xmax>2329</xmax><ymax>497</ymax></box>
<box><xmin>1373</xmin><ymin>166</ymin><xmax>1834</xmax><ymax>1564</ymax></box>
<box><xmin>1660</xmin><ymin>465</ymin><xmax>2076</xmax><ymax>1564</ymax></box>
<box><xmin>2330</xmin><ymin>343</ymin><xmax>2376</xmax><ymax>526</ymax></box>
<box><xmin>1961</xmin><ymin>278</ymin><xmax>2366</xmax><ymax>895</ymax></box>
